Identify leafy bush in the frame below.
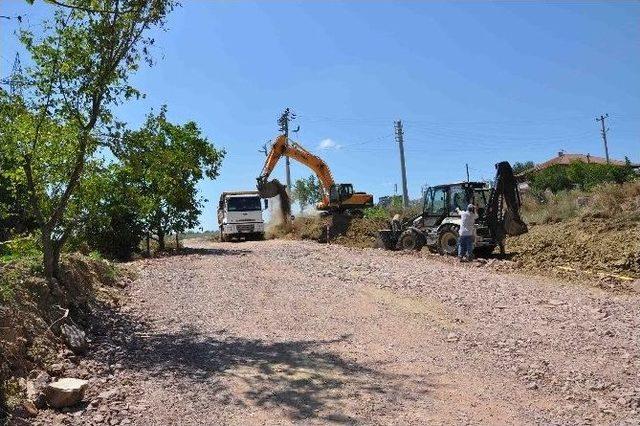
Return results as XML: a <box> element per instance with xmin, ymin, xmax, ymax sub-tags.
<box><xmin>363</xmin><ymin>206</ymin><xmax>389</xmax><ymax>220</ymax></box>
<box><xmin>530</xmin><ymin>160</ymin><xmax>636</xmax><ymax>193</ymax></box>
<box><xmin>84</xmin><ymin>202</ymin><xmax>145</xmax><ymax>261</ymax></box>
<box><xmin>529</xmin><ymin>165</ymin><xmax>574</xmax><ymax>193</ymax></box>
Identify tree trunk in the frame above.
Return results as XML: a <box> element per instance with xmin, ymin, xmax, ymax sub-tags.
<box><xmin>42</xmin><ymin>231</ymin><xmax>61</xmax><ymax>281</ymax></box>
<box><xmin>146</xmin><ymin>232</ymin><xmax>150</xmax><ymax>257</ymax></box>
<box><xmin>175</xmin><ymin>233</ymin><xmax>179</xmax><ymax>249</ymax></box>
<box><xmin>43</xmin><ymin>243</ymin><xmax>56</xmax><ymax>281</ymax></box>
<box><xmin>158</xmin><ymin>229</ymin><xmax>165</xmax><ymax>251</ymax></box>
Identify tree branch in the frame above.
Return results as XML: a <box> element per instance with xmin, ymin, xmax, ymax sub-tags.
<box><xmin>44</xmin><ymin>0</ymin><xmax>135</xmax><ymax>15</ymax></box>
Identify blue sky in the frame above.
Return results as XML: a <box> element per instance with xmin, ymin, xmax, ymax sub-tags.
<box><xmin>2</xmin><ymin>1</ymin><xmax>639</xmax><ymax>230</ymax></box>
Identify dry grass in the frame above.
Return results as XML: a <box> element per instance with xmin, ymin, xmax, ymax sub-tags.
<box><xmin>521</xmin><ymin>179</ymin><xmax>640</xmax><ymax>225</ymax></box>
<box><xmin>588</xmin><ymin>180</ymin><xmax>640</xmax><ymax>218</ymax></box>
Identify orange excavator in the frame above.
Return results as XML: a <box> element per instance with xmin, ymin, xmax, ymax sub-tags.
<box><xmin>257</xmin><ymin>135</ymin><xmax>373</xmax><ymax>215</ymax></box>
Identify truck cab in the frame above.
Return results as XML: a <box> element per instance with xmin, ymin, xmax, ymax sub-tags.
<box><xmin>217</xmin><ymin>191</ymin><xmax>267</xmax><ymax>242</ymax></box>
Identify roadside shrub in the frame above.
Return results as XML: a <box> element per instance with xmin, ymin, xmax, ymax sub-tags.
<box><xmin>530</xmin><ymin>165</ymin><xmax>574</xmax><ymax>193</ymax></box>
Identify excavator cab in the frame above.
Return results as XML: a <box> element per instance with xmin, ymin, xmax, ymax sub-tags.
<box><xmin>329</xmin><ymin>184</ymin><xmax>354</xmax><ymax>204</ymax></box>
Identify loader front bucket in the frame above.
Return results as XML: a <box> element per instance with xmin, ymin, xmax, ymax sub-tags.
<box><xmin>376</xmin><ymin>229</ymin><xmax>400</xmax><ymax>250</ymax></box>
<box><xmin>257</xmin><ymin>178</ymin><xmax>283</xmax><ymax>199</ymax></box>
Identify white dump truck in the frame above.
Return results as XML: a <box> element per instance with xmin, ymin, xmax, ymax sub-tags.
<box><xmin>217</xmin><ymin>191</ymin><xmax>267</xmax><ymax>242</ymax></box>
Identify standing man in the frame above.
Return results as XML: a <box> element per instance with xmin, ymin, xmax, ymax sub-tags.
<box><xmin>456</xmin><ymin>203</ymin><xmax>478</xmax><ymax>262</ymax></box>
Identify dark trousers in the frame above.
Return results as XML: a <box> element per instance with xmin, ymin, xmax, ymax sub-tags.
<box><xmin>458</xmin><ymin>235</ymin><xmax>474</xmax><ymax>259</ymax></box>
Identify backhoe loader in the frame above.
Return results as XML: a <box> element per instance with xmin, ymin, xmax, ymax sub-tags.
<box><xmin>257</xmin><ymin>135</ymin><xmax>373</xmax><ymax>215</ymax></box>
<box><xmin>377</xmin><ymin>161</ymin><xmax>528</xmax><ymax>255</ymax></box>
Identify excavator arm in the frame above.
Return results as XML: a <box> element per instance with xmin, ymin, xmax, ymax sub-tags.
<box><xmin>257</xmin><ymin>135</ymin><xmax>336</xmax><ymax>207</ymax></box>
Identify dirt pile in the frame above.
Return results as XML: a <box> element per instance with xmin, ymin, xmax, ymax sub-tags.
<box><xmin>510</xmin><ymin>181</ymin><xmax>640</xmax><ymax>280</ymax></box>
<box><xmin>333</xmin><ymin>217</ymin><xmax>390</xmax><ymax>248</ymax></box>
<box><xmin>267</xmin><ymin>214</ymin><xmax>388</xmax><ymax>245</ymax></box>
<box><xmin>508</xmin><ymin>215</ymin><xmax>640</xmax><ymax>279</ymax></box>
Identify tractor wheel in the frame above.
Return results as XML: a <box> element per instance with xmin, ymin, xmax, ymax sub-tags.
<box><xmin>437</xmin><ymin>224</ymin><xmax>459</xmax><ymax>256</ymax></box>
<box><xmin>219</xmin><ymin>233</ymin><xmax>226</xmax><ymax>242</ymax></box>
<box><xmin>397</xmin><ymin>229</ymin><xmax>425</xmax><ymax>251</ymax></box>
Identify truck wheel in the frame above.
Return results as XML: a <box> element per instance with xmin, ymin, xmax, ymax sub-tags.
<box><xmin>397</xmin><ymin>229</ymin><xmax>425</xmax><ymax>251</ymax></box>
<box><xmin>437</xmin><ymin>224</ymin><xmax>459</xmax><ymax>256</ymax></box>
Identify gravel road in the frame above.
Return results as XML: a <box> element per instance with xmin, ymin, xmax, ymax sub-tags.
<box><xmin>52</xmin><ymin>239</ymin><xmax>639</xmax><ymax>425</ymax></box>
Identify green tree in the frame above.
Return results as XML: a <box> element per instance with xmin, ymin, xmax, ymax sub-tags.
<box><xmin>292</xmin><ymin>175</ymin><xmax>322</xmax><ymax>213</ymax></box>
<box><xmin>118</xmin><ymin>107</ymin><xmax>225</xmax><ymax>251</ymax></box>
<box><xmin>512</xmin><ymin>161</ymin><xmax>535</xmax><ymax>175</ymax></box>
<box><xmin>6</xmin><ymin>0</ymin><xmax>175</xmax><ymax>279</ymax></box>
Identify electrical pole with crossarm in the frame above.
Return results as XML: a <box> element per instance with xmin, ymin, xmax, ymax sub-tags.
<box><xmin>278</xmin><ymin>108</ymin><xmax>297</xmax><ymax>194</ymax></box>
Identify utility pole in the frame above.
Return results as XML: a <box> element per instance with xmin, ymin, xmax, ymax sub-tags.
<box><xmin>0</xmin><ymin>52</ymin><xmax>23</xmax><ymax>95</ymax></box>
<box><xmin>596</xmin><ymin>114</ymin><xmax>610</xmax><ymax>163</ymax></box>
<box><xmin>278</xmin><ymin>108</ymin><xmax>296</xmax><ymax>193</ymax></box>
<box><xmin>394</xmin><ymin>120</ymin><xmax>409</xmax><ymax>208</ymax></box>
<box><xmin>465</xmin><ymin>163</ymin><xmax>470</xmax><ymax>182</ymax></box>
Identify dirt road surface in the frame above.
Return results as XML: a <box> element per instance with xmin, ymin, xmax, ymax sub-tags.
<box><xmin>50</xmin><ymin>239</ymin><xmax>639</xmax><ymax>425</ymax></box>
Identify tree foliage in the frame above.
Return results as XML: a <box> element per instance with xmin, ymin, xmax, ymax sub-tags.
<box><xmin>115</xmin><ymin>107</ymin><xmax>225</xmax><ymax>250</ymax></box>
<box><xmin>292</xmin><ymin>175</ymin><xmax>322</xmax><ymax>213</ymax></box>
<box><xmin>76</xmin><ymin>164</ymin><xmax>146</xmax><ymax>260</ymax></box>
<box><xmin>512</xmin><ymin>161</ymin><xmax>535</xmax><ymax>175</ymax></box>
<box><xmin>4</xmin><ymin>0</ymin><xmax>176</xmax><ymax>278</ymax></box>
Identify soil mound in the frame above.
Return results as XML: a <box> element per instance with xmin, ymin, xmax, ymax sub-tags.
<box><xmin>508</xmin><ymin>214</ymin><xmax>640</xmax><ymax>279</ymax></box>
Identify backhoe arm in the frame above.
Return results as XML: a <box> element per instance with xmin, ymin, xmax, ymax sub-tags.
<box><xmin>257</xmin><ymin>135</ymin><xmax>336</xmax><ymax>206</ymax></box>
<box><xmin>486</xmin><ymin>161</ymin><xmax>528</xmax><ymax>245</ymax></box>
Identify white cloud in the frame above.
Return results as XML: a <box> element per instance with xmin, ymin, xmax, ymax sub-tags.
<box><xmin>318</xmin><ymin>138</ymin><xmax>341</xmax><ymax>150</ymax></box>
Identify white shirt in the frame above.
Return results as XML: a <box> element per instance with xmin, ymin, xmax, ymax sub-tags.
<box><xmin>456</xmin><ymin>208</ymin><xmax>478</xmax><ymax>237</ymax></box>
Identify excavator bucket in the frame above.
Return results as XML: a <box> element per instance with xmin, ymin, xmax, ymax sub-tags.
<box><xmin>257</xmin><ymin>178</ymin><xmax>283</xmax><ymax>199</ymax></box>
